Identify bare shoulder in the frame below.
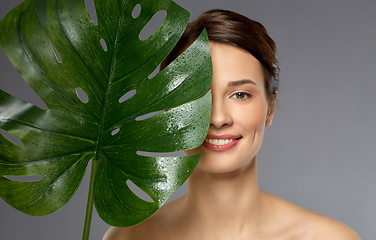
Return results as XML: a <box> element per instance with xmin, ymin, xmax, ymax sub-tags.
<box><xmin>102</xmin><ymin>226</ymin><xmax>129</xmax><ymax>240</ymax></box>
<box><xmin>263</xmin><ymin>191</ymin><xmax>361</xmax><ymax>239</ymax></box>
<box><xmin>307</xmin><ymin>213</ymin><xmax>361</xmax><ymax>240</ymax></box>
<box><xmin>102</xmin><ymin>197</ymin><xmax>184</xmax><ymax>240</ymax></box>
<box><xmin>102</xmin><ymin>217</ymin><xmax>161</xmax><ymax>240</ymax></box>
<box><xmin>102</xmin><ymin>220</ymin><xmax>158</xmax><ymax>240</ymax></box>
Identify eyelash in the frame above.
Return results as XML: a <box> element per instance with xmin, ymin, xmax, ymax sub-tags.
<box><xmin>230</xmin><ymin>92</ymin><xmax>253</xmax><ymax>100</ymax></box>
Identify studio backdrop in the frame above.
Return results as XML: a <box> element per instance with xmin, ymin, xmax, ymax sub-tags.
<box><xmin>0</xmin><ymin>0</ymin><xmax>375</xmax><ymax>239</ymax></box>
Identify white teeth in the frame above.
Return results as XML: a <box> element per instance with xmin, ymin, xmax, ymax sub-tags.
<box><xmin>205</xmin><ymin>139</ymin><xmax>234</xmax><ymax>145</ymax></box>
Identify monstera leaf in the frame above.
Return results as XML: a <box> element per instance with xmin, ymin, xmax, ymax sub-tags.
<box><xmin>0</xmin><ymin>0</ymin><xmax>212</xmax><ymax>231</ymax></box>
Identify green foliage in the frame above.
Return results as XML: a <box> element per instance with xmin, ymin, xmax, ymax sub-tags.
<box><xmin>0</xmin><ymin>0</ymin><xmax>212</xmax><ymax>227</ymax></box>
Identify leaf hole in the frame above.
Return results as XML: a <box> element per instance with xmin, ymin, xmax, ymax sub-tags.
<box><xmin>0</xmin><ymin>59</ymin><xmax>48</xmax><ymax>110</ymax></box>
<box><xmin>148</xmin><ymin>64</ymin><xmax>161</xmax><ymax>79</ymax></box>
<box><xmin>100</xmin><ymin>38</ymin><xmax>107</xmax><ymax>52</ymax></box>
<box><xmin>0</xmin><ymin>129</ymin><xmax>23</xmax><ymax>146</ymax></box>
<box><xmin>76</xmin><ymin>88</ymin><xmax>89</xmax><ymax>103</ymax></box>
<box><xmin>126</xmin><ymin>180</ymin><xmax>153</xmax><ymax>202</ymax></box>
<box><xmin>111</xmin><ymin>128</ymin><xmax>120</xmax><ymax>136</ymax></box>
<box><xmin>50</xmin><ymin>40</ymin><xmax>62</xmax><ymax>63</ymax></box>
<box><xmin>135</xmin><ymin>110</ymin><xmax>164</xmax><ymax>121</ymax></box>
<box><xmin>37</xmin><ymin>100</ymin><xmax>48</xmax><ymax>110</ymax></box>
<box><xmin>132</xmin><ymin>4</ymin><xmax>141</xmax><ymax>18</ymax></box>
<box><xmin>139</xmin><ymin>10</ymin><xmax>167</xmax><ymax>41</ymax></box>
<box><xmin>84</xmin><ymin>0</ymin><xmax>98</xmax><ymax>25</ymax></box>
<box><xmin>119</xmin><ymin>90</ymin><xmax>136</xmax><ymax>103</ymax></box>
<box><xmin>137</xmin><ymin>151</ymin><xmax>185</xmax><ymax>157</ymax></box>
<box><xmin>5</xmin><ymin>175</ymin><xmax>43</xmax><ymax>182</ymax></box>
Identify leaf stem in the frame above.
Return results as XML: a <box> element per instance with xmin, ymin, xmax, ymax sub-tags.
<box><xmin>82</xmin><ymin>159</ymin><xmax>98</xmax><ymax>240</ymax></box>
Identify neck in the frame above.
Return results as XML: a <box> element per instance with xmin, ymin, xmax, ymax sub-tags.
<box><xmin>180</xmin><ymin>157</ymin><xmax>266</xmax><ymax>238</ymax></box>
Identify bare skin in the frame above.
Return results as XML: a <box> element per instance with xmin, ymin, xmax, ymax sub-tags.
<box><xmin>103</xmin><ymin>43</ymin><xmax>360</xmax><ymax>240</ymax></box>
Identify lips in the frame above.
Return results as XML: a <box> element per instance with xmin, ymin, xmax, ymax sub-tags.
<box><xmin>202</xmin><ymin>134</ymin><xmax>241</xmax><ymax>151</ymax></box>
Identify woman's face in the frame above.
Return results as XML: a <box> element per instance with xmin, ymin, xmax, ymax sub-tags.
<box><xmin>186</xmin><ymin>42</ymin><xmax>275</xmax><ymax>174</ymax></box>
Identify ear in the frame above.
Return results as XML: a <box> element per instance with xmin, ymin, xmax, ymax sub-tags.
<box><xmin>265</xmin><ymin>91</ymin><xmax>278</xmax><ymax>127</ymax></box>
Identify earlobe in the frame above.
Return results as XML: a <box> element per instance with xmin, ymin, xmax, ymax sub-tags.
<box><xmin>265</xmin><ymin>109</ymin><xmax>274</xmax><ymax>127</ymax></box>
<box><xmin>265</xmin><ymin>91</ymin><xmax>278</xmax><ymax>127</ymax></box>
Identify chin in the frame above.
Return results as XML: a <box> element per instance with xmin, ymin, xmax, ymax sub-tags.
<box><xmin>195</xmin><ymin>152</ymin><xmax>257</xmax><ymax>175</ymax></box>
<box><xmin>185</xmin><ymin>141</ymin><xmax>260</xmax><ymax>175</ymax></box>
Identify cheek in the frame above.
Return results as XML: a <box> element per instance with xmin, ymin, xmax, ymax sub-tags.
<box><xmin>234</xmin><ymin>103</ymin><xmax>268</xmax><ymax>133</ymax></box>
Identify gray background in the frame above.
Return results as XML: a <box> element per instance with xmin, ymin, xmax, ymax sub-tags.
<box><xmin>1</xmin><ymin>0</ymin><xmax>375</xmax><ymax>239</ymax></box>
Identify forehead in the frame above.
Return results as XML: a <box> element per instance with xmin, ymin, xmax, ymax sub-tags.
<box><xmin>209</xmin><ymin>42</ymin><xmax>265</xmax><ymax>88</ymax></box>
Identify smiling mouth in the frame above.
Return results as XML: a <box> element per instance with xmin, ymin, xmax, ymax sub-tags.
<box><xmin>204</xmin><ymin>137</ymin><xmax>241</xmax><ymax>146</ymax></box>
<box><xmin>202</xmin><ymin>136</ymin><xmax>242</xmax><ymax>151</ymax></box>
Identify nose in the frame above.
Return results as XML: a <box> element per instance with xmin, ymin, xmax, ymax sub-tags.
<box><xmin>210</xmin><ymin>95</ymin><xmax>233</xmax><ymax>129</ymax></box>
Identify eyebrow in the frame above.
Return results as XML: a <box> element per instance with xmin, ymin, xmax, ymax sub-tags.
<box><xmin>228</xmin><ymin>79</ymin><xmax>257</xmax><ymax>87</ymax></box>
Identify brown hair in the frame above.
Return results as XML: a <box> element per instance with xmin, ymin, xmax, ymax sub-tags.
<box><xmin>161</xmin><ymin>9</ymin><xmax>279</xmax><ymax>103</ymax></box>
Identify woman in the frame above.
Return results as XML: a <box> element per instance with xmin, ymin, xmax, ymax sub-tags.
<box><xmin>104</xmin><ymin>9</ymin><xmax>360</xmax><ymax>240</ymax></box>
